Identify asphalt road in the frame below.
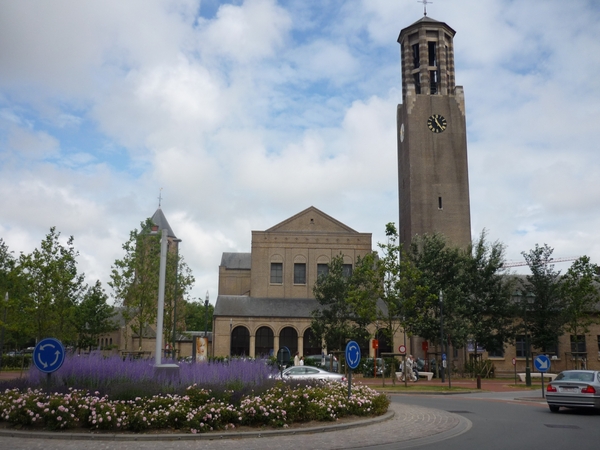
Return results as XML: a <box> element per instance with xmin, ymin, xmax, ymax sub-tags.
<box><xmin>370</xmin><ymin>391</ymin><xmax>600</xmax><ymax>450</ymax></box>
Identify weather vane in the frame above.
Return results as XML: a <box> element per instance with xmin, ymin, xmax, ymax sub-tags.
<box><xmin>158</xmin><ymin>187</ymin><xmax>163</xmax><ymax>208</ymax></box>
<box><xmin>419</xmin><ymin>0</ymin><xmax>432</xmax><ymax>16</ymax></box>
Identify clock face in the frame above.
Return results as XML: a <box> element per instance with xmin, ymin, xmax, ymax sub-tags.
<box><xmin>400</xmin><ymin>123</ymin><xmax>405</xmax><ymax>142</ymax></box>
<box><xmin>427</xmin><ymin>114</ymin><xmax>447</xmax><ymax>133</ymax></box>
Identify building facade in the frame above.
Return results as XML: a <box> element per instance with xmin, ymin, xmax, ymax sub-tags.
<box><xmin>212</xmin><ymin>206</ymin><xmax>404</xmax><ymax>360</ymax></box>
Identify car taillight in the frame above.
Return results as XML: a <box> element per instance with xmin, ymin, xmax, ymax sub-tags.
<box><xmin>546</xmin><ymin>384</ymin><xmax>557</xmax><ymax>392</ymax></box>
<box><xmin>581</xmin><ymin>385</ymin><xmax>596</xmax><ymax>394</ymax></box>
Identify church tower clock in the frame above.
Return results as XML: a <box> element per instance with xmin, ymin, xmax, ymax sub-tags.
<box><xmin>397</xmin><ymin>16</ymin><xmax>472</xmax><ymax>249</ymax></box>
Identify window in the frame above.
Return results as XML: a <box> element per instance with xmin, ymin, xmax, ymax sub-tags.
<box><xmin>270</xmin><ymin>262</ymin><xmax>282</xmax><ymax>284</ymax></box>
<box><xmin>231</xmin><ymin>326</ymin><xmax>250</xmax><ymax>357</ymax></box>
<box><xmin>280</xmin><ymin>327</ymin><xmax>298</xmax><ymax>355</ymax></box>
<box><xmin>487</xmin><ymin>346</ymin><xmax>504</xmax><ymax>358</ymax></box>
<box><xmin>430</xmin><ymin>70</ymin><xmax>439</xmax><ymax>94</ymax></box>
<box><xmin>294</xmin><ymin>263</ymin><xmax>306</xmax><ymax>284</ymax></box>
<box><xmin>413</xmin><ymin>73</ymin><xmax>421</xmax><ymax>94</ymax></box>
<box><xmin>255</xmin><ymin>326</ymin><xmax>274</xmax><ymax>357</ymax></box>
<box><xmin>515</xmin><ymin>335</ymin><xmax>526</xmax><ymax>357</ymax></box>
<box><xmin>571</xmin><ymin>335</ymin><xmax>586</xmax><ymax>354</ymax></box>
<box><xmin>342</xmin><ymin>264</ymin><xmax>353</xmax><ymax>277</ymax></box>
<box><xmin>412</xmin><ymin>43</ymin><xmax>420</xmax><ymax>68</ymax></box>
<box><xmin>438</xmin><ymin>196</ymin><xmax>443</xmax><ymax>209</ymax></box>
<box><xmin>428</xmin><ymin>41</ymin><xmax>437</xmax><ymax>67</ymax></box>
<box><xmin>317</xmin><ymin>263</ymin><xmax>329</xmax><ymax>278</ymax></box>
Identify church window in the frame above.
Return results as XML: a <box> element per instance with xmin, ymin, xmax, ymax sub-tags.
<box><xmin>412</xmin><ymin>43</ymin><xmax>420</xmax><ymax>68</ymax></box>
<box><xmin>231</xmin><ymin>326</ymin><xmax>250</xmax><ymax>357</ymax></box>
<box><xmin>428</xmin><ymin>41</ymin><xmax>437</xmax><ymax>67</ymax></box>
<box><xmin>430</xmin><ymin>70</ymin><xmax>439</xmax><ymax>94</ymax></box>
<box><xmin>255</xmin><ymin>326</ymin><xmax>274</xmax><ymax>357</ymax></box>
<box><xmin>294</xmin><ymin>263</ymin><xmax>306</xmax><ymax>284</ymax></box>
<box><xmin>413</xmin><ymin>73</ymin><xmax>421</xmax><ymax>94</ymax></box>
<box><xmin>317</xmin><ymin>263</ymin><xmax>329</xmax><ymax>278</ymax></box>
<box><xmin>342</xmin><ymin>264</ymin><xmax>353</xmax><ymax>277</ymax></box>
<box><xmin>270</xmin><ymin>262</ymin><xmax>283</xmax><ymax>284</ymax></box>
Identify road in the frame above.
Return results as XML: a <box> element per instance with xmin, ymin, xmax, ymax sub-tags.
<box><xmin>370</xmin><ymin>391</ymin><xmax>600</xmax><ymax>450</ymax></box>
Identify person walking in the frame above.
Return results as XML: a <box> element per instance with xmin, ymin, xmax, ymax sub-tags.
<box><xmin>294</xmin><ymin>352</ymin><xmax>300</xmax><ymax>366</ymax></box>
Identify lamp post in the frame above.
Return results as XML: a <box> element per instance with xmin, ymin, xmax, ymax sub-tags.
<box><xmin>440</xmin><ymin>290</ymin><xmax>445</xmax><ymax>383</ymax></box>
<box><xmin>0</xmin><ymin>292</ymin><xmax>7</xmax><ymax>372</ymax></box>
<box><xmin>171</xmin><ymin>238</ymin><xmax>182</xmax><ymax>357</ymax></box>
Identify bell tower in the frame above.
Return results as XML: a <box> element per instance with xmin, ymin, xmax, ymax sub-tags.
<box><xmin>397</xmin><ymin>16</ymin><xmax>471</xmax><ymax>249</ymax></box>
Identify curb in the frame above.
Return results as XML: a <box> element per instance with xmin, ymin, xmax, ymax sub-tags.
<box><xmin>0</xmin><ymin>409</ymin><xmax>395</xmax><ymax>442</ymax></box>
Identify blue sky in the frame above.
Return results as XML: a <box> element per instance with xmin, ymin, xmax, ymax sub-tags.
<box><xmin>1</xmin><ymin>0</ymin><xmax>599</xmax><ymax>303</ymax></box>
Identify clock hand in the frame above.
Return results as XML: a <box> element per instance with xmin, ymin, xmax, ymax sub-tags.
<box><xmin>434</xmin><ymin>118</ymin><xmax>442</xmax><ymax>128</ymax></box>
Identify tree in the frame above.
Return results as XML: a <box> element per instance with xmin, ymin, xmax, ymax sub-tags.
<box><xmin>74</xmin><ymin>280</ymin><xmax>117</xmax><ymax>351</ymax></box>
<box><xmin>561</xmin><ymin>256</ymin><xmax>600</xmax><ymax>367</ymax></box>
<box><xmin>109</xmin><ymin>219</ymin><xmax>195</xmax><ymax>351</ymax></box>
<box><xmin>184</xmin><ymin>299</ymin><xmax>214</xmax><ymax>333</ymax></box>
<box><xmin>462</xmin><ymin>230</ymin><xmax>516</xmax><ymax>360</ymax></box>
<box><xmin>520</xmin><ymin>244</ymin><xmax>565</xmax><ymax>353</ymax></box>
<box><xmin>17</xmin><ymin>227</ymin><xmax>84</xmax><ymax>343</ymax></box>
<box><xmin>405</xmin><ymin>233</ymin><xmax>467</xmax><ymax>350</ymax></box>
<box><xmin>311</xmin><ymin>254</ymin><xmax>374</xmax><ymax>353</ymax></box>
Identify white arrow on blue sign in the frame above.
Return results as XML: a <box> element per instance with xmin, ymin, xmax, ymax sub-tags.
<box><xmin>345</xmin><ymin>340</ymin><xmax>361</xmax><ymax>370</ymax></box>
<box><xmin>33</xmin><ymin>338</ymin><xmax>66</xmax><ymax>374</ymax></box>
<box><xmin>534</xmin><ymin>355</ymin><xmax>551</xmax><ymax>373</ymax></box>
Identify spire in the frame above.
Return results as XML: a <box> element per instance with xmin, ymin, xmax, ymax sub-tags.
<box><xmin>419</xmin><ymin>0</ymin><xmax>432</xmax><ymax>16</ymax></box>
<box><xmin>151</xmin><ymin>207</ymin><xmax>178</xmax><ymax>239</ymax></box>
<box><xmin>158</xmin><ymin>187</ymin><xmax>163</xmax><ymax>208</ymax></box>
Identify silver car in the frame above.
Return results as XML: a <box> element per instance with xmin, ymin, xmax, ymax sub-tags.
<box><xmin>281</xmin><ymin>366</ymin><xmax>346</xmax><ymax>382</ymax></box>
<box><xmin>546</xmin><ymin>370</ymin><xmax>600</xmax><ymax>412</ymax></box>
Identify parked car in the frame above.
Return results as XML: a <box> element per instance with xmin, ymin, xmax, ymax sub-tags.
<box><xmin>279</xmin><ymin>366</ymin><xmax>346</xmax><ymax>382</ymax></box>
<box><xmin>304</xmin><ymin>354</ymin><xmax>338</xmax><ymax>372</ymax></box>
<box><xmin>546</xmin><ymin>370</ymin><xmax>600</xmax><ymax>412</ymax></box>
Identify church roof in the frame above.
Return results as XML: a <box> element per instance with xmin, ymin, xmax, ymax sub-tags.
<box><xmin>214</xmin><ymin>296</ymin><xmax>320</xmax><ymax>318</ymax></box>
<box><xmin>220</xmin><ymin>252</ymin><xmax>251</xmax><ymax>270</ymax></box>
<box><xmin>263</xmin><ymin>206</ymin><xmax>359</xmax><ymax>234</ymax></box>
<box><xmin>151</xmin><ymin>208</ymin><xmax>178</xmax><ymax>239</ymax></box>
<box><xmin>398</xmin><ymin>16</ymin><xmax>456</xmax><ymax>41</ymax></box>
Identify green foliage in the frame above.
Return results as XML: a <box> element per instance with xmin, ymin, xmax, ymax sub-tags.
<box><xmin>463</xmin><ymin>358</ymin><xmax>495</xmax><ymax>378</ymax></box>
<box><xmin>16</xmin><ymin>227</ymin><xmax>84</xmax><ymax>344</ymax></box>
<box><xmin>561</xmin><ymin>256</ymin><xmax>600</xmax><ymax>339</ymax></box>
<box><xmin>311</xmin><ymin>254</ymin><xmax>374</xmax><ymax>352</ymax></box>
<box><xmin>109</xmin><ymin>219</ymin><xmax>195</xmax><ymax>350</ymax></box>
<box><xmin>74</xmin><ymin>280</ymin><xmax>117</xmax><ymax>351</ymax></box>
<box><xmin>184</xmin><ymin>299</ymin><xmax>214</xmax><ymax>332</ymax></box>
<box><xmin>520</xmin><ymin>244</ymin><xmax>566</xmax><ymax>352</ymax></box>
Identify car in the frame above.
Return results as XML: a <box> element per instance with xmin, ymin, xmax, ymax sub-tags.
<box><xmin>546</xmin><ymin>370</ymin><xmax>600</xmax><ymax>412</ymax></box>
<box><xmin>304</xmin><ymin>354</ymin><xmax>339</xmax><ymax>372</ymax></box>
<box><xmin>279</xmin><ymin>365</ymin><xmax>346</xmax><ymax>382</ymax></box>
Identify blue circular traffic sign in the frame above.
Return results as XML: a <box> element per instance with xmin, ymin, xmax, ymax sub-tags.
<box><xmin>534</xmin><ymin>355</ymin><xmax>551</xmax><ymax>373</ymax></box>
<box><xmin>345</xmin><ymin>340</ymin><xmax>361</xmax><ymax>370</ymax></box>
<box><xmin>33</xmin><ymin>338</ymin><xmax>66</xmax><ymax>374</ymax></box>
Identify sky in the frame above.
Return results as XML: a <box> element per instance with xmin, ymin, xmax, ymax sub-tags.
<box><xmin>1</xmin><ymin>0</ymin><xmax>599</xmax><ymax>305</ymax></box>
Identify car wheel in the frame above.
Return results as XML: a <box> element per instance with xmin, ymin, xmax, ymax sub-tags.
<box><xmin>548</xmin><ymin>404</ymin><xmax>560</xmax><ymax>413</ymax></box>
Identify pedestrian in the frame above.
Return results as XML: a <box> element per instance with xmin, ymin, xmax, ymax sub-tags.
<box><xmin>294</xmin><ymin>352</ymin><xmax>300</xmax><ymax>366</ymax></box>
<box><xmin>299</xmin><ymin>356</ymin><xmax>304</xmax><ymax>366</ymax></box>
<box><xmin>406</xmin><ymin>354</ymin><xmax>416</xmax><ymax>381</ymax></box>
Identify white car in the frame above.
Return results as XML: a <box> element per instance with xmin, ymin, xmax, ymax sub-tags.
<box><xmin>280</xmin><ymin>366</ymin><xmax>346</xmax><ymax>382</ymax></box>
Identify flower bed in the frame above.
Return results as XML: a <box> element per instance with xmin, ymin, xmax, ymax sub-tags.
<box><xmin>0</xmin><ymin>353</ymin><xmax>389</xmax><ymax>433</ymax></box>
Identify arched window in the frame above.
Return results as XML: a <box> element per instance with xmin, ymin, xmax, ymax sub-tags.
<box><xmin>302</xmin><ymin>328</ymin><xmax>321</xmax><ymax>356</ymax></box>
<box><xmin>279</xmin><ymin>327</ymin><xmax>298</xmax><ymax>355</ymax></box>
<box><xmin>255</xmin><ymin>326</ymin><xmax>274</xmax><ymax>357</ymax></box>
<box><xmin>231</xmin><ymin>326</ymin><xmax>250</xmax><ymax>357</ymax></box>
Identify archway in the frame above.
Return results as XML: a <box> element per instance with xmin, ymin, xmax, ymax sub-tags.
<box><xmin>231</xmin><ymin>326</ymin><xmax>250</xmax><ymax>357</ymax></box>
<box><xmin>279</xmin><ymin>327</ymin><xmax>298</xmax><ymax>355</ymax></box>
<box><xmin>255</xmin><ymin>326</ymin><xmax>274</xmax><ymax>357</ymax></box>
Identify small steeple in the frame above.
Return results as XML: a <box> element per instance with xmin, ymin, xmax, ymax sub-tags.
<box><xmin>419</xmin><ymin>0</ymin><xmax>432</xmax><ymax>16</ymax></box>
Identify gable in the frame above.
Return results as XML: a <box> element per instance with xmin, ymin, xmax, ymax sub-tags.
<box><xmin>264</xmin><ymin>206</ymin><xmax>358</xmax><ymax>234</ymax></box>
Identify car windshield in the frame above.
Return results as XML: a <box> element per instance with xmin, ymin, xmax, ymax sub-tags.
<box><xmin>556</xmin><ymin>371</ymin><xmax>595</xmax><ymax>382</ymax></box>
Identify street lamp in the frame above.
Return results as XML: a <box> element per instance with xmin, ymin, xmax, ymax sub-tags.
<box><xmin>0</xmin><ymin>292</ymin><xmax>7</xmax><ymax>372</ymax></box>
<box><xmin>172</xmin><ymin>238</ymin><xmax>182</xmax><ymax>357</ymax></box>
<box><xmin>440</xmin><ymin>290</ymin><xmax>445</xmax><ymax>383</ymax></box>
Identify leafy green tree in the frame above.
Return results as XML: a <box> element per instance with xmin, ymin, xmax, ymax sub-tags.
<box><xmin>184</xmin><ymin>299</ymin><xmax>214</xmax><ymax>332</ymax></box>
<box><xmin>561</xmin><ymin>256</ymin><xmax>600</xmax><ymax>367</ymax></box>
<box><xmin>17</xmin><ymin>227</ymin><xmax>84</xmax><ymax>344</ymax></box>
<box><xmin>462</xmin><ymin>230</ymin><xmax>516</xmax><ymax>358</ymax></box>
<box><xmin>520</xmin><ymin>244</ymin><xmax>565</xmax><ymax>352</ymax></box>
<box><xmin>75</xmin><ymin>280</ymin><xmax>117</xmax><ymax>351</ymax></box>
<box><xmin>311</xmin><ymin>254</ymin><xmax>374</xmax><ymax>353</ymax></box>
<box><xmin>405</xmin><ymin>233</ymin><xmax>467</xmax><ymax>349</ymax></box>
<box><xmin>109</xmin><ymin>219</ymin><xmax>195</xmax><ymax>351</ymax></box>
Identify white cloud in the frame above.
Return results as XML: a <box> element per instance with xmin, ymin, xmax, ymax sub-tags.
<box><xmin>1</xmin><ymin>0</ymin><xmax>599</xmax><ymax>301</ymax></box>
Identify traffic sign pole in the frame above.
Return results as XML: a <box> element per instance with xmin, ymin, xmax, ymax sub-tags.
<box><xmin>345</xmin><ymin>341</ymin><xmax>361</xmax><ymax>399</ymax></box>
